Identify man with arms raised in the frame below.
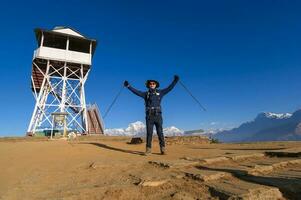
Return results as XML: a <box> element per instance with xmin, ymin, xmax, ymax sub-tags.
<box><xmin>124</xmin><ymin>75</ymin><xmax>179</xmax><ymax>155</ymax></box>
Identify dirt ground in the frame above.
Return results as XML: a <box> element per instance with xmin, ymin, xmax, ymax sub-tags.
<box><xmin>0</xmin><ymin>136</ymin><xmax>300</xmax><ymax>200</ymax></box>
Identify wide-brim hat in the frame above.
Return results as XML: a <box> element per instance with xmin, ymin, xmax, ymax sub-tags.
<box><xmin>145</xmin><ymin>80</ymin><xmax>160</xmax><ymax>88</ymax></box>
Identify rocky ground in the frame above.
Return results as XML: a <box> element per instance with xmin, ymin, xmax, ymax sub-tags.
<box><xmin>0</xmin><ymin>136</ymin><xmax>300</xmax><ymax>200</ymax></box>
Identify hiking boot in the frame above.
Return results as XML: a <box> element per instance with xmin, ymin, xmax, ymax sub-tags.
<box><xmin>160</xmin><ymin>147</ymin><xmax>166</xmax><ymax>155</ymax></box>
<box><xmin>145</xmin><ymin>147</ymin><xmax>151</xmax><ymax>156</ymax></box>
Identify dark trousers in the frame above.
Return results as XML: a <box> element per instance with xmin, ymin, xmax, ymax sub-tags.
<box><xmin>145</xmin><ymin>113</ymin><xmax>165</xmax><ymax>149</ymax></box>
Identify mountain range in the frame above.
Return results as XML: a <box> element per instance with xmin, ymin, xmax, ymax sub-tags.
<box><xmin>105</xmin><ymin>121</ymin><xmax>184</xmax><ymax>137</ymax></box>
<box><xmin>214</xmin><ymin>109</ymin><xmax>301</xmax><ymax>142</ymax></box>
<box><xmin>104</xmin><ymin>110</ymin><xmax>301</xmax><ymax>142</ymax></box>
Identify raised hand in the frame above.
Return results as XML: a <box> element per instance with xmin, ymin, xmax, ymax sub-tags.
<box><xmin>124</xmin><ymin>80</ymin><xmax>130</xmax><ymax>87</ymax></box>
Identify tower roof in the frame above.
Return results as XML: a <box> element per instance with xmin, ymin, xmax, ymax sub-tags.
<box><xmin>52</xmin><ymin>26</ymin><xmax>86</xmax><ymax>38</ymax></box>
<box><xmin>34</xmin><ymin>26</ymin><xmax>97</xmax><ymax>54</ymax></box>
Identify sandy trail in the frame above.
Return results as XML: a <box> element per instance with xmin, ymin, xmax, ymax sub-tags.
<box><xmin>0</xmin><ymin>136</ymin><xmax>300</xmax><ymax>200</ymax></box>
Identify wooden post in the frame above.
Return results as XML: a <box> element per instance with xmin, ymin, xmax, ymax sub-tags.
<box><xmin>51</xmin><ymin>116</ymin><xmax>54</xmax><ymax>139</ymax></box>
<box><xmin>40</xmin><ymin>32</ymin><xmax>44</xmax><ymax>47</ymax></box>
<box><xmin>63</xmin><ymin>117</ymin><xmax>67</xmax><ymax>138</ymax></box>
<box><xmin>89</xmin><ymin>41</ymin><xmax>92</xmax><ymax>54</ymax></box>
<box><xmin>66</xmin><ymin>37</ymin><xmax>69</xmax><ymax>50</ymax></box>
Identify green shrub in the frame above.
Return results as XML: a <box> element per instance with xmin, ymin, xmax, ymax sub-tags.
<box><xmin>210</xmin><ymin>138</ymin><xmax>220</xmax><ymax>144</ymax></box>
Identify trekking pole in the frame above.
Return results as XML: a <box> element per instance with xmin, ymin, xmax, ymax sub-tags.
<box><xmin>103</xmin><ymin>85</ymin><xmax>125</xmax><ymax>119</ymax></box>
<box><xmin>179</xmin><ymin>80</ymin><xmax>207</xmax><ymax>111</ymax></box>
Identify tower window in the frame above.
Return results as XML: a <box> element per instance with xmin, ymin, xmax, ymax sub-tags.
<box><xmin>43</xmin><ymin>33</ymin><xmax>67</xmax><ymax>50</ymax></box>
<box><xmin>68</xmin><ymin>38</ymin><xmax>90</xmax><ymax>53</ymax></box>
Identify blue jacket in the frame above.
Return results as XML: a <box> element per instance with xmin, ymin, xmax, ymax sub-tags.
<box><xmin>128</xmin><ymin>79</ymin><xmax>178</xmax><ymax>109</ymax></box>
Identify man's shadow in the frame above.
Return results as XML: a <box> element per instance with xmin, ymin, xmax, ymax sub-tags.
<box><xmin>84</xmin><ymin>142</ymin><xmax>145</xmax><ymax>156</ymax></box>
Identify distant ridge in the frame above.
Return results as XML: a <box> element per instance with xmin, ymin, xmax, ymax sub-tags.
<box><xmin>184</xmin><ymin>129</ymin><xmax>204</xmax><ymax>135</ymax></box>
<box><xmin>214</xmin><ymin>109</ymin><xmax>301</xmax><ymax>142</ymax></box>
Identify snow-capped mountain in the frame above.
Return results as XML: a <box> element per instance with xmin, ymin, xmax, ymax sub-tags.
<box><xmin>214</xmin><ymin>109</ymin><xmax>301</xmax><ymax>142</ymax></box>
<box><xmin>259</xmin><ymin>112</ymin><xmax>292</xmax><ymax>119</ymax></box>
<box><xmin>164</xmin><ymin>126</ymin><xmax>184</xmax><ymax>136</ymax></box>
<box><xmin>105</xmin><ymin>121</ymin><xmax>145</xmax><ymax>137</ymax></box>
<box><xmin>105</xmin><ymin>121</ymin><xmax>184</xmax><ymax>137</ymax></box>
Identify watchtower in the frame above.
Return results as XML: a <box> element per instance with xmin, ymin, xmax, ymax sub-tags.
<box><xmin>27</xmin><ymin>26</ymin><xmax>99</xmax><ymax>136</ymax></box>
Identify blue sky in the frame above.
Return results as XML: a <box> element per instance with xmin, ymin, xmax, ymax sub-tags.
<box><xmin>0</xmin><ymin>0</ymin><xmax>301</xmax><ymax>136</ymax></box>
